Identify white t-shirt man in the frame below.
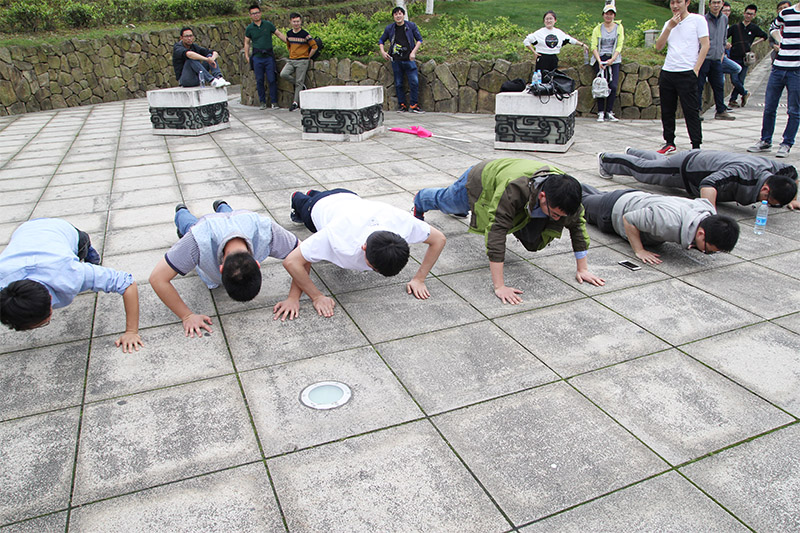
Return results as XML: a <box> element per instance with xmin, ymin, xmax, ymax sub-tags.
<box><xmin>662</xmin><ymin>13</ymin><xmax>710</xmax><ymax>71</ymax></box>
<box><xmin>523</xmin><ymin>27</ymin><xmax>576</xmax><ymax>55</ymax></box>
<box><xmin>300</xmin><ymin>193</ymin><xmax>431</xmax><ymax>271</ymax></box>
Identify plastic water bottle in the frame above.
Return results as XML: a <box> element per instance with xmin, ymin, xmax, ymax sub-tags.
<box><xmin>532</xmin><ymin>70</ymin><xmax>541</xmax><ymax>86</ymax></box>
<box><xmin>754</xmin><ymin>200</ymin><xmax>768</xmax><ymax>234</ymax></box>
<box><xmin>199</xmin><ymin>72</ymin><xmax>205</xmax><ymax>88</ymax></box>
<box><xmin>584</xmin><ymin>48</ymin><xmax>589</xmax><ymax>65</ymax></box>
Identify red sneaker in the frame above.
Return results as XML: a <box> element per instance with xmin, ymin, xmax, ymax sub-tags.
<box><xmin>657</xmin><ymin>143</ymin><xmax>676</xmax><ymax>155</ymax></box>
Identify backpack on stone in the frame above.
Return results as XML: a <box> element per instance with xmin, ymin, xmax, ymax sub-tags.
<box><xmin>592</xmin><ymin>68</ymin><xmax>611</xmax><ymax>99</ymax></box>
<box><xmin>310</xmin><ymin>37</ymin><xmax>324</xmax><ymax>60</ymax></box>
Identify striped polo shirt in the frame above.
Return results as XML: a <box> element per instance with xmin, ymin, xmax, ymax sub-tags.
<box><xmin>771</xmin><ymin>4</ymin><xmax>800</xmax><ymax>69</ymax></box>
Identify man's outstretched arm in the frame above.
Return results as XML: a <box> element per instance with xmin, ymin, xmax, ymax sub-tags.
<box><xmin>149</xmin><ymin>258</ymin><xmax>213</xmax><ymax>337</ymax></box>
<box><xmin>622</xmin><ymin>217</ymin><xmax>662</xmax><ymax>264</ymax></box>
<box><xmin>282</xmin><ymin>247</ymin><xmax>335</xmax><ymax>317</ymax></box>
<box><xmin>406</xmin><ymin>228</ymin><xmax>446</xmax><ymax>299</ymax></box>
<box><xmin>116</xmin><ymin>282</ymin><xmax>143</xmax><ymax>353</ymax></box>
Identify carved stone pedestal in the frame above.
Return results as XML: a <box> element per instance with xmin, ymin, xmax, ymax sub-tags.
<box><xmin>494</xmin><ymin>91</ymin><xmax>578</xmax><ymax>153</ymax></box>
<box><xmin>299</xmin><ymin>86</ymin><xmax>384</xmax><ymax>142</ymax></box>
<box><xmin>147</xmin><ymin>86</ymin><xmax>230</xmax><ymax>136</ymax></box>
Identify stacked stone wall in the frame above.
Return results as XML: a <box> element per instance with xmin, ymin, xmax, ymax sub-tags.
<box><xmin>1</xmin><ymin>28</ymin><xmax>769</xmax><ymax>117</ymax></box>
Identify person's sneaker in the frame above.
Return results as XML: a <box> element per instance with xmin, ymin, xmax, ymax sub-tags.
<box><xmin>290</xmin><ymin>102</ymin><xmax>299</xmax><ymax>112</ymax></box>
<box><xmin>728</xmin><ymin>100</ymin><xmax>740</xmax><ymax>108</ymax></box>
<box><xmin>210</xmin><ymin>77</ymin><xmax>231</xmax><ymax>88</ymax></box>
<box><xmin>605</xmin><ymin>111</ymin><xmax>619</xmax><ymax>122</ymax></box>
<box><xmin>597</xmin><ymin>152</ymin><xmax>613</xmax><ymax>179</ymax></box>
<box><xmin>259</xmin><ymin>102</ymin><xmax>267</xmax><ymax>110</ymax></box>
<box><xmin>84</xmin><ymin>246</ymin><xmax>101</xmax><ymax>265</ymax></box>
<box><xmin>409</xmin><ymin>104</ymin><xmax>424</xmax><ymax>114</ymax></box>
<box><xmin>212</xmin><ymin>199</ymin><xmax>229</xmax><ymax>212</ymax></box>
<box><xmin>777</xmin><ymin>144</ymin><xmax>792</xmax><ymax>158</ymax></box>
<box><xmin>398</xmin><ymin>103</ymin><xmax>408</xmax><ymax>113</ymax></box>
<box><xmin>597</xmin><ymin>112</ymin><xmax>605</xmax><ymax>122</ymax></box>
<box><xmin>290</xmin><ymin>192</ymin><xmax>302</xmax><ymax>223</ymax></box>
<box><xmin>270</xmin><ymin>103</ymin><xmax>279</xmax><ymax>109</ymax></box>
<box><xmin>175</xmin><ymin>203</ymin><xmax>188</xmax><ymax>213</ymax></box>
<box><xmin>412</xmin><ymin>194</ymin><xmax>424</xmax><ymax>220</ymax></box>
<box><xmin>715</xmin><ymin>111</ymin><xmax>736</xmax><ymax>121</ymax></box>
<box><xmin>741</xmin><ymin>91</ymin><xmax>749</xmax><ymax>107</ymax></box>
<box><xmin>657</xmin><ymin>143</ymin><xmax>677</xmax><ymax>155</ymax></box>
<box><xmin>747</xmin><ymin>140</ymin><xmax>772</xmax><ymax>153</ymax></box>
<box><xmin>624</xmin><ymin>146</ymin><xmax>633</xmax><ymax>154</ymax></box>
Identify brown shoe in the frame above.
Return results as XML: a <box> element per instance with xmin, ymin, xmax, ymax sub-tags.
<box><xmin>715</xmin><ymin>111</ymin><xmax>736</xmax><ymax>121</ymax></box>
<box><xmin>741</xmin><ymin>92</ymin><xmax>749</xmax><ymax>107</ymax></box>
<box><xmin>728</xmin><ymin>100</ymin><xmax>740</xmax><ymax>108</ymax></box>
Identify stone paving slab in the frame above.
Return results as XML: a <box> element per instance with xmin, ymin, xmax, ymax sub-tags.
<box><xmin>1</xmin><ymin>71</ymin><xmax>800</xmax><ymax>530</ymax></box>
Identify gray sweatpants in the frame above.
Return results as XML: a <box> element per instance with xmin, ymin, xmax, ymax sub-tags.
<box><xmin>280</xmin><ymin>59</ymin><xmax>310</xmax><ymax>104</ymax></box>
<box><xmin>600</xmin><ymin>148</ymin><xmax>692</xmax><ymax>189</ymax></box>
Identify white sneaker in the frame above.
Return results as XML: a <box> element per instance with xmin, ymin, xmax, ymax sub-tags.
<box><xmin>210</xmin><ymin>77</ymin><xmax>230</xmax><ymax>88</ymax></box>
<box><xmin>597</xmin><ymin>112</ymin><xmax>605</xmax><ymax>122</ymax></box>
<box><xmin>777</xmin><ymin>144</ymin><xmax>791</xmax><ymax>158</ymax></box>
<box><xmin>624</xmin><ymin>146</ymin><xmax>633</xmax><ymax>155</ymax></box>
<box><xmin>605</xmin><ymin>111</ymin><xmax>619</xmax><ymax>122</ymax></box>
<box><xmin>597</xmin><ymin>152</ymin><xmax>613</xmax><ymax>179</ymax></box>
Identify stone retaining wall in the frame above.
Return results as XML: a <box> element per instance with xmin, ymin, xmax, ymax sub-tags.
<box><xmin>1</xmin><ymin>27</ymin><xmax>769</xmax><ymax>117</ymax></box>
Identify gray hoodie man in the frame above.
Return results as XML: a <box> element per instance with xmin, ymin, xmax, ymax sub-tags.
<box><xmin>582</xmin><ymin>185</ymin><xmax>740</xmax><ymax>264</ymax></box>
<box><xmin>599</xmin><ymin>148</ymin><xmax>799</xmax><ymax>208</ymax></box>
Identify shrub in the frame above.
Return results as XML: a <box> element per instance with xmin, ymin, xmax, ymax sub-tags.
<box><xmin>567</xmin><ymin>11</ymin><xmax>595</xmax><ymax>47</ymax></box>
<box><xmin>2</xmin><ymin>0</ymin><xmax>56</xmax><ymax>32</ymax></box>
<box><xmin>62</xmin><ymin>1</ymin><xmax>102</xmax><ymax>28</ymax></box>
<box><xmin>626</xmin><ymin>18</ymin><xmax>659</xmax><ymax>48</ymax></box>
<box><xmin>307</xmin><ymin>13</ymin><xmax>377</xmax><ymax>57</ymax></box>
<box><xmin>429</xmin><ymin>15</ymin><xmax>523</xmax><ymax>58</ymax></box>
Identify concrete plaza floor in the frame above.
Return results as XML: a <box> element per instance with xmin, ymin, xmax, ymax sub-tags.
<box><xmin>1</xmin><ymin>59</ymin><xmax>800</xmax><ymax>532</ymax></box>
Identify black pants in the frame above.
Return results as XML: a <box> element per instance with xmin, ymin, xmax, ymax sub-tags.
<box><xmin>513</xmin><ymin>217</ymin><xmax>548</xmax><ymax>251</ymax></box>
<box><xmin>74</xmin><ymin>226</ymin><xmax>91</xmax><ymax>261</ymax></box>
<box><xmin>659</xmin><ymin>70</ymin><xmax>702</xmax><ymax>148</ymax></box>
<box><xmin>536</xmin><ymin>54</ymin><xmax>559</xmax><ymax>72</ymax></box>
<box><xmin>291</xmin><ymin>188</ymin><xmax>356</xmax><ymax>232</ymax></box>
<box><xmin>581</xmin><ymin>185</ymin><xmax>637</xmax><ymax>234</ymax></box>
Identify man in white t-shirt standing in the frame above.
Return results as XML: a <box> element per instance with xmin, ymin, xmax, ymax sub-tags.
<box><xmin>282</xmin><ymin>189</ymin><xmax>446</xmax><ymax>318</ymax></box>
<box><xmin>656</xmin><ymin>0</ymin><xmax>710</xmax><ymax>154</ymax></box>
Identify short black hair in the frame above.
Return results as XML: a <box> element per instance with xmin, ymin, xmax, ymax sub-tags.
<box><xmin>778</xmin><ymin>0</ymin><xmax>791</xmax><ymax>9</ymax></box>
<box><xmin>289</xmin><ymin>12</ymin><xmax>301</xmax><ymax>20</ymax></box>
<box><xmin>365</xmin><ymin>231</ymin><xmax>409</xmax><ymax>277</ymax></box>
<box><xmin>221</xmin><ymin>252</ymin><xmax>262</xmax><ymax>301</ymax></box>
<box><xmin>699</xmin><ymin>215</ymin><xmax>740</xmax><ymax>252</ymax></box>
<box><xmin>540</xmin><ymin>174</ymin><xmax>582</xmax><ymax>216</ymax></box>
<box><xmin>249</xmin><ymin>4</ymin><xmax>260</xmax><ymax>11</ymax></box>
<box><xmin>392</xmin><ymin>6</ymin><xmax>405</xmax><ymax>15</ymax></box>
<box><xmin>543</xmin><ymin>10</ymin><xmax>557</xmax><ymax>21</ymax></box>
<box><xmin>745</xmin><ymin>3</ymin><xmax>758</xmax><ymax>11</ymax></box>
<box><xmin>765</xmin><ymin>174</ymin><xmax>798</xmax><ymax>205</ymax></box>
<box><xmin>0</xmin><ymin>280</ymin><xmax>51</xmax><ymax>331</ymax></box>
<box><xmin>723</xmin><ymin>1</ymin><xmax>731</xmax><ymax>7</ymax></box>
<box><xmin>180</xmin><ymin>26</ymin><xmax>192</xmax><ymax>37</ymax></box>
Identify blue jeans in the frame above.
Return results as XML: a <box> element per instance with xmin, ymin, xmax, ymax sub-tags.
<box><xmin>730</xmin><ymin>60</ymin><xmax>750</xmax><ymax>101</ymax></box>
<box><xmin>760</xmin><ymin>67</ymin><xmax>800</xmax><ymax>147</ymax></box>
<box><xmin>175</xmin><ymin>202</ymin><xmax>233</xmax><ymax>238</ymax></box>
<box><xmin>253</xmin><ymin>55</ymin><xmax>277</xmax><ymax>104</ymax></box>
<box><xmin>179</xmin><ymin>58</ymin><xmax>223</xmax><ymax>87</ymax></box>
<box><xmin>391</xmin><ymin>59</ymin><xmax>419</xmax><ymax>106</ymax></box>
<box><xmin>414</xmin><ymin>168</ymin><xmax>471</xmax><ymax>215</ymax></box>
<box><xmin>697</xmin><ymin>58</ymin><xmax>726</xmax><ymax>114</ymax></box>
<box><xmin>722</xmin><ymin>56</ymin><xmax>745</xmax><ymax>101</ymax></box>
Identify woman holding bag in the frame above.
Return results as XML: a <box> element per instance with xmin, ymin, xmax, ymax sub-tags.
<box><xmin>591</xmin><ymin>3</ymin><xmax>624</xmax><ymax>122</ymax></box>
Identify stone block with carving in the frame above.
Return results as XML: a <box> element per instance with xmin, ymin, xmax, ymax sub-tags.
<box><xmin>299</xmin><ymin>85</ymin><xmax>384</xmax><ymax>142</ymax></box>
<box><xmin>494</xmin><ymin>90</ymin><xmax>578</xmax><ymax>153</ymax></box>
<box><xmin>147</xmin><ymin>86</ymin><xmax>230</xmax><ymax>136</ymax></box>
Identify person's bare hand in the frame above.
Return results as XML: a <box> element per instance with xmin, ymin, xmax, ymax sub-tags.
<box><xmin>635</xmin><ymin>250</ymin><xmax>662</xmax><ymax>265</ymax></box>
<box><xmin>273</xmin><ymin>298</ymin><xmax>300</xmax><ymax>321</ymax></box>
<box><xmin>182</xmin><ymin>313</ymin><xmax>212</xmax><ymax>337</ymax></box>
<box><xmin>116</xmin><ymin>331</ymin><xmax>143</xmax><ymax>353</ymax></box>
<box><xmin>406</xmin><ymin>279</ymin><xmax>430</xmax><ymax>299</ymax></box>
<box><xmin>576</xmin><ymin>270</ymin><xmax>606</xmax><ymax>286</ymax></box>
<box><xmin>787</xmin><ymin>199</ymin><xmax>800</xmax><ymax>210</ymax></box>
<box><xmin>312</xmin><ymin>295</ymin><xmax>335</xmax><ymax>317</ymax></box>
<box><xmin>494</xmin><ymin>285</ymin><xmax>523</xmax><ymax>304</ymax></box>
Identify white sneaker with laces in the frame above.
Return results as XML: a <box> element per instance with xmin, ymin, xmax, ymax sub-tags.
<box><xmin>777</xmin><ymin>144</ymin><xmax>791</xmax><ymax>158</ymax></box>
<box><xmin>597</xmin><ymin>112</ymin><xmax>605</xmax><ymax>122</ymax></box>
<box><xmin>597</xmin><ymin>153</ymin><xmax>613</xmax><ymax>179</ymax></box>
<box><xmin>211</xmin><ymin>77</ymin><xmax>230</xmax><ymax>88</ymax></box>
<box><xmin>605</xmin><ymin>111</ymin><xmax>619</xmax><ymax>122</ymax></box>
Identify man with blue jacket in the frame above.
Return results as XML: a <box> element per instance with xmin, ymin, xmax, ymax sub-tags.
<box><xmin>379</xmin><ymin>6</ymin><xmax>424</xmax><ymax>113</ymax></box>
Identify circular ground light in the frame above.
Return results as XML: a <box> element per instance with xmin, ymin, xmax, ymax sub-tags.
<box><xmin>300</xmin><ymin>381</ymin><xmax>352</xmax><ymax>410</ymax></box>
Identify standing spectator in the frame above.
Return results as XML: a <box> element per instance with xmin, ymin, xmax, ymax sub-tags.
<box><xmin>697</xmin><ymin>0</ymin><xmax>735</xmax><ymax>121</ymax></box>
<box><xmin>244</xmin><ymin>4</ymin><xmax>286</xmax><ymax>110</ymax></box>
<box><xmin>591</xmin><ymin>3</ymin><xmax>624</xmax><ymax>122</ymax></box>
<box><xmin>769</xmin><ymin>1</ymin><xmax>793</xmax><ymax>62</ymax></box>
<box><xmin>280</xmin><ymin>13</ymin><xmax>318</xmax><ymax>112</ymax></box>
<box><xmin>655</xmin><ymin>0</ymin><xmax>709</xmax><ymax>154</ymax></box>
<box><xmin>728</xmin><ymin>4</ymin><xmax>768</xmax><ymax>107</ymax></box>
<box><xmin>720</xmin><ymin>2</ymin><xmax>745</xmax><ymax>110</ymax></box>
<box><xmin>524</xmin><ymin>11</ymin><xmax>588</xmax><ymax>72</ymax></box>
<box><xmin>748</xmin><ymin>1</ymin><xmax>800</xmax><ymax>157</ymax></box>
<box><xmin>379</xmin><ymin>6</ymin><xmax>424</xmax><ymax>113</ymax></box>
<box><xmin>173</xmin><ymin>27</ymin><xmax>230</xmax><ymax>88</ymax></box>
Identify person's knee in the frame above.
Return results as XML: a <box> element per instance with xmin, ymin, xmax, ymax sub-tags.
<box><xmin>364</xmin><ymin>231</ymin><xmax>410</xmax><ymax>277</ymax></box>
<box><xmin>0</xmin><ymin>280</ymin><xmax>52</xmax><ymax>331</ymax></box>
<box><xmin>221</xmin><ymin>252</ymin><xmax>262</xmax><ymax>301</ymax></box>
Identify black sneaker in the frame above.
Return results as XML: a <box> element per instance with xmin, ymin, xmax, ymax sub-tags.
<box><xmin>213</xmin><ymin>199</ymin><xmax>229</xmax><ymax>212</ymax></box>
<box><xmin>290</xmin><ymin>192</ymin><xmax>302</xmax><ymax>223</ymax></box>
<box><xmin>290</xmin><ymin>102</ymin><xmax>299</xmax><ymax>112</ymax></box>
<box><xmin>398</xmin><ymin>103</ymin><xmax>408</xmax><ymax>113</ymax></box>
<box><xmin>84</xmin><ymin>246</ymin><xmax>101</xmax><ymax>265</ymax></box>
<box><xmin>409</xmin><ymin>104</ymin><xmax>424</xmax><ymax>114</ymax></box>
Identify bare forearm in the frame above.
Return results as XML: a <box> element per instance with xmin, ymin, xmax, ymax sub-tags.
<box><xmin>152</xmin><ymin>278</ymin><xmax>193</xmax><ymax>320</ymax></box>
<box><xmin>412</xmin><ymin>230</ymin><xmax>445</xmax><ymax>282</ymax></box>
<box><xmin>623</xmin><ymin>218</ymin><xmax>646</xmax><ymax>253</ymax></box>
<box><xmin>121</xmin><ymin>282</ymin><xmax>140</xmax><ymax>333</ymax></box>
<box><xmin>490</xmin><ymin>261</ymin><xmax>505</xmax><ymax>289</ymax></box>
<box><xmin>699</xmin><ymin>187</ymin><xmax>718</xmax><ymax>207</ymax></box>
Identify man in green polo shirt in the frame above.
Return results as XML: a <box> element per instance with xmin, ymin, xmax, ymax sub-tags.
<box><xmin>244</xmin><ymin>3</ymin><xmax>286</xmax><ymax>109</ymax></box>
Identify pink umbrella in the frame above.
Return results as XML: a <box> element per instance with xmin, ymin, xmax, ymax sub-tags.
<box><xmin>389</xmin><ymin>125</ymin><xmax>471</xmax><ymax>143</ymax></box>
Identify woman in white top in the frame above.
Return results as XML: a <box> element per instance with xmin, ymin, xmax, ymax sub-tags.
<box><xmin>591</xmin><ymin>3</ymin><xmax>625</xmax><ymax>122</ymax></box>
<box><xmin>523</xmin><ymin>10</ymin><xmax>589</xmax><ymax>72</ymax></box>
